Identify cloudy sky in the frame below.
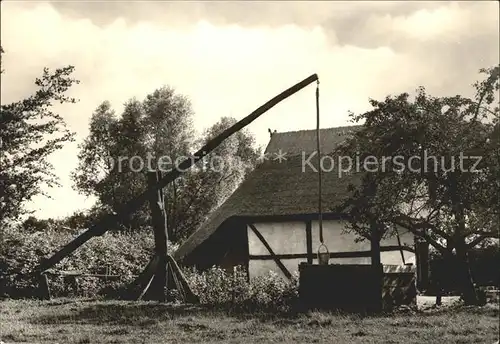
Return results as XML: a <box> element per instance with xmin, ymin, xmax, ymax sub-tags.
<box><xmin>1</xmin><ymin>1</ymin><xmax>498</xmax><ymax>220</ymax></box>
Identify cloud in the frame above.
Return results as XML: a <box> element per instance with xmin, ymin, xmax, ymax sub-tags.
<box><xmin>0</xmin><ymin>1</ymin><xmax>498</xmax><ymax>219</ymax></box>
<box><xmin>45</xmin><ymin>1</ymin><xmax>445</xmax><ymax>29</ymax></box>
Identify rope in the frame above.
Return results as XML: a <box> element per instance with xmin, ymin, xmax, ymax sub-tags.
<box><xmin>316</xmin><ymin>79</ymin><xmax>324</xmax><ymax>244</ymax></box>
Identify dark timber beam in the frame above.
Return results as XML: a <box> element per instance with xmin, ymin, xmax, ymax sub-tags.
<box><xmin>248</xmin><ymin>223</ymin><xmax>293</xmax><ymax>280</ymax></box>
<box><xmin>249</xmin><ymin>245</ymin><xmax>415</xmax><ymax>260</ymax></box>
<box><xmin>35</xmin><ymin>74</ymin><xmax>319</xmax><ymax>274</ymax></box>
<box><xmin>305</xmin><ymin>220</ymin><xmax>313</xmax><ymax>264</ymax></box>
<box><xmin>394</xmin><ymin>226</ymin><xmax>406</xmax><ymax>265</ymax></box>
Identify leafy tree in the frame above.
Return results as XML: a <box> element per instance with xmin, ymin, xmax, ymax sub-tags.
<box><xmin>72</xmin><ymin>101</ymin><xmax>118</xmax><ymax>203</ymax></box>
<box><xmin>73</xmin><ymin>88</ymin><xmax>194</xmax><ymax>230</ymax></box>
<box><xmin>142</xmin><ymin>86</ymin><xmax>194</xmax><ymax>163</ymax></box>
<box><xmin>167</xmin><ymin>116</ymin><xmax>260</xmax><ymax>241</ymax></box>
<box><xmin>0</xmin><ymin>47</ymin><xmax>79</xmax><ymax>226</ymax></box>
<box><xmin>334</xmin><ymin>66</ymin><xmax>499</xmax><ymax>305</ymax></box>
<box><xmin>72</xmin><ymin>88</ymin><xmax>260</xmax><ymax>240</ymax></box>
<box><xmin>103</xmin><ymin>99</ymin><xmax>150</xmax><ymax>229</ymax></box>
<box><xmin>198</xmin><ymin>116</ymin><xmax>260</xmax><ymax>202</ymax></box>
<box><xmin>141</xmin><ymin>87</ymin><xmax>195</xmax><ymax>239</ymax></box>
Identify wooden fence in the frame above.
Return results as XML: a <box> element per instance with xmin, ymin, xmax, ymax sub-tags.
<box><xmin>382</xmin><ymin>264</ymin><xmax>417</xmax><ymax>309</ymax></box>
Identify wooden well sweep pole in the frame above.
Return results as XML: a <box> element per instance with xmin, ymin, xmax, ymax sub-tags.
<box><xmin>35</xmin><ymin>74</ymin><xmax>319</xmax><ymax>275</ymax></box>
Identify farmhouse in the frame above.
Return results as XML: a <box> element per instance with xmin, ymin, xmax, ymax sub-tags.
<box><xmin>174</xmin><ymin>126</ymin><xmax>418</xmax><ymax>280</ymax></box>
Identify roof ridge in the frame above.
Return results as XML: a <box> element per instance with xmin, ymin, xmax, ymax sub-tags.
<box><xmin>272</xmin><ymin>124</ymin><xmax>361</xmax><ymax>135</ymax></box>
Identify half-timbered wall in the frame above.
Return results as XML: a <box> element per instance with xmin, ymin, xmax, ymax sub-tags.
<box><xmin>247</xmin><ymin>219</ymin><xmax>414</xmax><ymax>278</ymax></box>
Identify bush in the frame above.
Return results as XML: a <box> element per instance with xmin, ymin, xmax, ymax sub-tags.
<box><xmin>0</xmin><ymin>225</ymin><xmax>160</xmax><ymax>298</ymax></box>
<box><xmin>1</xmin><ymin>224</ymin><xmax>299</xmax><ymax>313</ymax></box>
<box><xmin>183</xmin><ymin>266</ymin><xmax>299</xmax><ymax>313</ymax></box>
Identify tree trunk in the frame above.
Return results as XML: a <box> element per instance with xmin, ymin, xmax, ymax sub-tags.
<box><xmin>455</xmin><ymin>242</ymin><xmax>479</xmax><ymax>305</ymax></box>
<box><xmin>415</xmin><ymin>238</ymin><xmax>430</xmax><ymax>292</ymax></box>
<box><xmin>370</xmin><ymin>222</ymin><xmax>383</xmax><ymax>313</ymax></box>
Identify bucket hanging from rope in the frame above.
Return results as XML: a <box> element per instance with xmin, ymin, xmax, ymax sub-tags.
<box><xmin>315</xmin><ymin>79</ymin><xmax>329</xmax><ymax>265</ymax></box>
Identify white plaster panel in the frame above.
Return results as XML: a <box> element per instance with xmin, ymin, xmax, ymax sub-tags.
<box><xmin>247</xmin><ymin>222</ymin><xmax>306</xmax><ymax>255</ymax></box>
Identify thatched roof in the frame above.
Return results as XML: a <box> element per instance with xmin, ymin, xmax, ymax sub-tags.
<box><xmin>174</xmin><ymin>125</ymin><xmax>362</xmax><ymax>262</ymax></box>
<box><xmin>265</xmin><ymin>126</ymin><xmax>361</xmax><ymax>155</ymax></box>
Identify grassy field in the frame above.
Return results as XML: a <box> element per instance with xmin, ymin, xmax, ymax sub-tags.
<box><xmin>0</xmin><ymin>297</ymin><xmax>498</xmax><ymax>344</ymax></box>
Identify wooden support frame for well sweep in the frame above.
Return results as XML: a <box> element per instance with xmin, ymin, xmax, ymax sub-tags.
<box><xmin>34</xmin><ymin>74</ymin><xmax>320</xmax><ymax>300</ymax></box>
<box><xmin>127</xmin><ymin>170</ymin><xmax>199</xmax><ymax>302</ymax></box>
